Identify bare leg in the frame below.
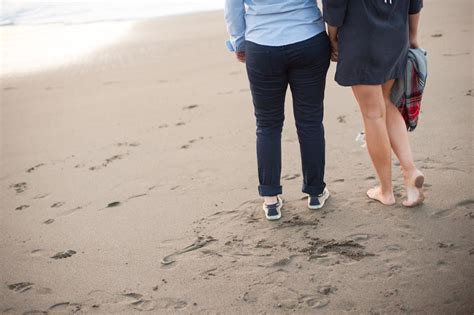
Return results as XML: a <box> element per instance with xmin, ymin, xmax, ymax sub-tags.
<box><xmin>352</xmin><ymin>85</ymin><xmax>395</xmax><ymax>205</ymax></box>
<box><xmin>382</xmin><ymin>80</ymin><xmax>425</xmax><ymax>207</ymax></box>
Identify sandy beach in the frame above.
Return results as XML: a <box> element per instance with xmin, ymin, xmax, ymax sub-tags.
<box><xmin>1</xmin><ymin>0</ymin><xmax>473</xmax><ymax>313</ymax></box>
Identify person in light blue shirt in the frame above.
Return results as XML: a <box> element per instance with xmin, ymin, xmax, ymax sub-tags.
<box><xmin>225</xmin><ymin>0</ymin><xmax>326</xmax><ymax>52</ymax></box>
<box><xmin>224</xmin><ymin>0</ymin><xmax>331</xmax><ymax>220</ymax></box>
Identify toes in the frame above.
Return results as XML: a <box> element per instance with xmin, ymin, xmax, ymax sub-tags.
<box><xmin>366</xmin><ymin>188</ymin><xmax>377</xmax><ymax>199</ymax></box>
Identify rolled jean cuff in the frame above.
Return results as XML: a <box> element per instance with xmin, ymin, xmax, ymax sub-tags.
<box><xmin>302</xmin><ymin>182</ymin><xmax>326</xmax><ymax>196</ymax></box>
<box><xmin>258</xmin><ymin>185</ymin><xmax>283</xmax><ymax>197</ymax></box>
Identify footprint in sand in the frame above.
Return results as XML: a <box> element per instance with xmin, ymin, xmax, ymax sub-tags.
<box><xmin>176</xmin><ymin>121</ymin><xmax>186</xmax><ymax>126</ymax></box>
<box><xmin>89</xmin><ymin>154</ymin><xmax>128</xmax><ymax>171</ymax></box>
<box><xmin>7</xmin><ymin>282</ymin><xmax>34</xmax><ymax>293</ymax></box>
<box><xmin>33</xmin><ymin>193</ymin><xmax>49</xmax><ymax>199</ymax></box>
<box><xmin>430</xmin><ymin>208</ymin><xmax>452</xmax><ymax>219</ymax></box>
<box><xmin>116</xmin><ymin>142</ymin><xmax>140</xmax><ymax>147</ymax></box>
<box><xmin>87</xmin><ymin>290</ymin><xmax>186</xmax><ymax>312</ymax></box>
<box><xmin>155</xmin><ymin>298</ymin><xmax>188</xmax><ymax>310</ymax></box>
<box><xmin>3</xmin><ymin>86</ymin><xmax>18</xmax><ymax>90</ymax></box>
<box><xmin>58</xmin><ymin>205</ymin><xmax>85</xmax><ymax>217</ymax></box>
<box><xmin>431</xmin><ymin>33</ymin><xmax>443</xmax><ymax>38</ymax></box>
<box><xmin>48</xmin><ymin>302</ymin><xmax>82</xmax><ymax>313</ymax></box>
<box><xmin>299</xmin><ymin>238</ymin><xmax>373</xmax><ymax>261</ymax></box>
<box><xmin>380</xmin><ymin>244</ymin><xmax>403</xmax><ymax>252</ymax></box>
<box><xmin>51</xmin><ymin>202</ymin><xmax>65</xmax><ymax>208</ymax></box>
<box><xmin>43</xmin><ymin>219</ymin><xmax>55</xmax><ymax>225</ymax></box>
<box><xmin>301</xmin><ymin>296</ymin><xmax>330</xmax><ymax>308</ymax></box>
<box><xmin>97</xmin><ymin>195</ymin><xmax>147</xmax><ymax>212</ymax></box>
<box><xmin>456</xmin><ymin>199</ymin><xmax>474</xmax><ymax>209</ymax></box>
<box><xmin>276</xmin><ymin>214</ymin><xmax>320</xmax><ymax>229</ymax></box>
<box><xmin>9</xmin><ymin>182</ymin><xmax>27</xmax><ymax>193</ymax></box>
<box><xmin>282</xmin><ymin>174</ymin><xmax>301</xmax><ymax>181</ymax></box>
<box><xmin>183</xmin><ymin>104</ymin><xmax>199</xmax><ymax>110</ymax></box>
<box><xmin>51</xmin><ymin>250</ymin><xmax>76</xmax><ymax>260</ymax></box>
<box><xmin>26</xmin><ymin>163</ymin><xmax>45</xmax><ymax>173</ymax></box>
<box><xmin>337</xmin><ymin>115</ymin><xmax>346</xmax><ymax>123</ymax></box>
<box><xmin>317</xmin><ymin>285</ymin><xmax>337</xmax><ymax>295</ymax></box>
<box><xmin>180</xmin><ymin>137</ymin><xmax>205</xmax><ymax>149</ymax></box>
<box><xmin>383</xmin><ymin>288</ymin><xmax>399</xmax><ymax>297</ymax></box>
<box><xmin>15</xmin><ymin>205</ymin><xmax>30</xmax><ymax>211</ymax></box>
<box><xmin>437</xmin><ymin>241</ymin><xmax>455</xmax><ymax>249</ymax></box>
<box><xmin>100</xmin><ymin>201</ymin><xmax>121</xmax><ymax>210</ymax></box>
<box><xmin>120</xmin><ymin>292</ymin><xmax>159</xmax><ymax>311</ymax></box>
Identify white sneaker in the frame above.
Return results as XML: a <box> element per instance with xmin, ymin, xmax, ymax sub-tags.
<box><xmin>308</xmin><ymin>188</ymin><xmax>330</xmax><ymax>210</ymax></box>
<box><xmin>262</xmin><ymin>196</ymin><xmax>283</xmax><ymax>220</ymax></box>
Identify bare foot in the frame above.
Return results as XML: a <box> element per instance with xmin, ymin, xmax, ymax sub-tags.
<box><xmin>366</xmin><ymin>187</ymin><xmax>396</xmax><ymax>205</ymax></box>
<box><xmin>403</xmin><ymin>169</ymin><xmax>425</xmax><ymax>207</ymax></box>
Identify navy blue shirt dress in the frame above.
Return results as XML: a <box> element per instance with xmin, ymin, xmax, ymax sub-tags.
<box><xmin>323</xmin><ymin>0</ymin><xmax>423</xmax><ymax>86</ymax></box>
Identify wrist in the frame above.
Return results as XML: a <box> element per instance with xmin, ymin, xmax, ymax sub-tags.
<box><xmin>409</xmin><ymin>38</ymin><xmax>419</xmax><ymax>49</ymax></box>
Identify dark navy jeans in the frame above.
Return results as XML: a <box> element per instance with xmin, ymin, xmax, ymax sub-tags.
<box><xmin>245</xmin><ymin>32</ymin><xmax>331</xmax><ymax>197</ymax></box>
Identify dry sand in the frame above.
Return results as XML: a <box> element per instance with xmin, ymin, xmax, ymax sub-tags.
<box><xmin>1</xmin><ymin>0</ymin><xmax>473</xmax><ymax>314</ymax></box>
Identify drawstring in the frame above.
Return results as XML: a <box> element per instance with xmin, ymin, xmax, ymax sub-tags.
<box><xmin>384</xmin><ymin>0</ymin><xmax>392</xmax><ymax>3</ymax></box>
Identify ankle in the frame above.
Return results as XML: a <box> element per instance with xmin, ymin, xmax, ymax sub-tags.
<box><xmin>401</xmin><ymin>165</ymin><xmax>417</xmax><ymax>178</ymax></box>
<box><xmin>380</xmin><ymin>186</ymin><xmax>394</xmax><ymax>196</ymax></box>
<box><xmin>264</xmin><ymin>196</ymin><xmax>278</xmax><ymax>205</ymax></box>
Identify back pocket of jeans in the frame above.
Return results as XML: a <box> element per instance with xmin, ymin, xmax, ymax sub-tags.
<box><xmin>245</xmin><ymin>49</ymin><xmax>275</xmax><ymax>76</ymax></box>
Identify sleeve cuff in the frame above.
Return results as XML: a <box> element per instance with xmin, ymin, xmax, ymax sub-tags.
<box><xmin>409</xmin><ymin>0</ymin><xmax>423</xmax><ymax>14</ymax></box>
<box><xmin>322</xmin><ymin>0</ymin><xmax>347</xmax><ymax>27</ymax></box>
<box><xmin>225</xmin><ymin>39</ymin><xmax>246</xmax><ymax>53</ymax></box>
<box><xmin>226</xmin><ymin>40</ymin><xmax>236</xmax><ymax>52</ymax></box>
<box><xmin>324</xmin><ymin>15</ymin><xmax>344</xmax><ymax>27</ymax></box>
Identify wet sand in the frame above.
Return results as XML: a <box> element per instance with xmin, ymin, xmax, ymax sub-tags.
<box><xmin>1</xmin><ymin>0</ymin><xmax>473</xmax><ymax>313</ymax></box>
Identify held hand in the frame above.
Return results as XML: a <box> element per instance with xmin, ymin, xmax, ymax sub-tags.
<box><xmin>330</xmin><ymin>40</ymin><xmax>339</xmax><ymax>62</ymax></box>
<box><xmin>236</xmin><ymin>51</ymin><xmax>246</xmax><ymax>63</ymax></box>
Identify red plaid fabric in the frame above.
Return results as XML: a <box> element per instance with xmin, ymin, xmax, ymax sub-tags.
<box><xmin>395</xmin><ymin>48</ymin><xmax>427</xmax><ymax>132</ymax></box>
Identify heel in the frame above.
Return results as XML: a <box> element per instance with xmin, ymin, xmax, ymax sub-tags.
<box><xmin>414</xmin><ymin>175</ymin><xmax>424</xmax><ymax>188</ymax></box>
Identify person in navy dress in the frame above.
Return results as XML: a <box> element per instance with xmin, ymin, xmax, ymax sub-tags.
<box><xmin>323</xmin><ymin>0</ymin><xmax>425</xmax><ymax>207</ymax></box>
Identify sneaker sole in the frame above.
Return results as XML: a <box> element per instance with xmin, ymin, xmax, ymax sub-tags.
<box><xmin>263</xmin><ymin>197</ymin><xmax>283</xmax><ymax>220</ymax></box>
<box><xmin>308</xmin><ymin>190</ymin><xmax>330</xmax><ymax>210</ymax></box>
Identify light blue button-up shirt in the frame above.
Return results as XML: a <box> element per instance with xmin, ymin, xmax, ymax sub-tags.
<box><xmin>224</xmin><ymin>0</ymin><xmax>326</xmax><ymax>52</ymax></box>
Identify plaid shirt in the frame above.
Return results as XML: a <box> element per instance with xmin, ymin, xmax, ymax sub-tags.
<box><xmin>391</xmin><ymin>48</ymin><xmax>428</xmax><ymax>132</ymax></box>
